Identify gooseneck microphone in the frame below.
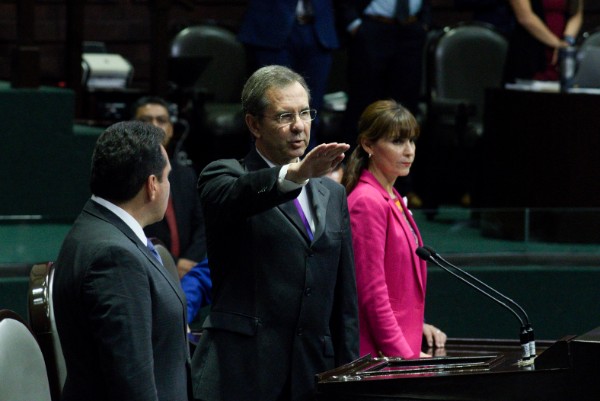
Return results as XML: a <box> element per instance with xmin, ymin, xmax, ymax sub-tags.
<box><xmin>416</xmin><ymin>246</ymin><xmax>535</xmax><ymax>362</ymax></box>
<box><xmin>421</xmin><ymin>245</ymin><xmax>535</xmax><ymax>359</ymax></box>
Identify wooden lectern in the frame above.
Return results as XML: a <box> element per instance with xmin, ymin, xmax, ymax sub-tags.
<box><xmin>317</xmin><ymin>327</ymin><xmax>600</xmax><ymax>400</ymax></box>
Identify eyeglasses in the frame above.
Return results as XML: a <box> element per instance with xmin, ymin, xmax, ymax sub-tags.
<box><xmin>264</xmin><ymin>109</ymin><xmax>317</xmax><ymax>125</ymax></box>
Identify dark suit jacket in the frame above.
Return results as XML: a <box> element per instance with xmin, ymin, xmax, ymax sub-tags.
<box><xmin>53</xmin><ymin>200</ymin><xmax>191</xmax><ymax>401</ymax></box>
<box><xmin>144</xmin><ymin>162</ymin><xmax>206</xmax><ymax>262</ymax></box>
<box><xmin>238</xmin><ymin>0</ymin><xmax>339</xmax><ymax>49</ymax></box>
<box><xmin>191</xmin><ymin>149</ymin><xmax>358</xmax><ymax>401</ymax></box>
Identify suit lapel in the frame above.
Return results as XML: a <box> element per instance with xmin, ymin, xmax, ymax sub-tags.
<box><xmin>245</xmin><ymin>148</ymin><xmax>317</xmax><ymax>243</ymax></box>
<box><xmin>389</xmin><ymin>194</ymin><xmax>425</xmax><ymax>295</ymax></box>
<box><xmin>307</xmin><ymin>178</ymin><xmax>329</xmax><ymax>243</ymax></box>
<box><xmin>279</xmin><ymin>199</ymin><xmax>311</xmax><ymax>241</ymax></box>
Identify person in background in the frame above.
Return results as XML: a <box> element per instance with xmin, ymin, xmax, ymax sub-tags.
<box><xmin>238</xmin><ymin>0</ymin><xmax>339</xmax><ymax>148</ymax></box>
<box><xmin>337</xmin><ymin>0</ymin><xmax>431</xmax><ymax>146</ymax></box>
<box><xmin>132</xmin><ymin>96</ymin><xmax>207</xmax><ymax>278</ymax></box>
<box><xmin>336</xmin><ymin>0</ymin><xmax>432</xmax><ymax>208</ymax></box>
<box><xmin>180</xmin><ymin>257</ymin><xmax>211</xmax><ymax>324</ymax></box>
<box><xmin>504</xmin><ymin>0</ymin><xmax>584</xmax><ymax>83</ymax></box>
<box><xmin>342</xmin><ymin>99</ymin><xmax>446</xmax><ymax>359</ymax></box>
<box><xmin>191</xmin><ymin>65</ymin><xmax>358</xmax><ymax>401</ymax></box>
<box><xmin>53</xmin><ymin>121</ymin><xmax>191</xmax><ymax>401</ymax></box>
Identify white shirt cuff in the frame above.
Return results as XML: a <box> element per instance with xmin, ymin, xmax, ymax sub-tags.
<box><xmin>278</xmin><ymin>164</ymin><xmax>308</xmax><ymax>192</ymax></box>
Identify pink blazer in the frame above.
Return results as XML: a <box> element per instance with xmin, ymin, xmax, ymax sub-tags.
<box><xmin>347</xmin><ymin>170</ymin><xmax>427</xmax><ymax>359</ymax></box>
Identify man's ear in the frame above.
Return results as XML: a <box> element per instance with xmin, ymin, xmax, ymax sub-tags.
<box><xmin>146</xmin><ymin>175</ymin><xmax>158</xmax><ymax>201</ymax></box>
<box><xmin>245</xmin><ymin>114</ymin><xmax>261</xmax><ymax>140</ymax></box>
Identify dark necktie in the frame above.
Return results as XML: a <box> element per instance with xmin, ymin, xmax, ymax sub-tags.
<box><xmin>294</xmin><ymin>198</ymin><xmax>314</xmax><ymax>241</ymax></box>
<box><xmin>147</xmin><ymin>240</ymin><xmax>164</xmax><ymax>266</ymax></box>
<box><xmin>395</xmin><ymin>0</ymin><xmax>410</xmax><ymax>22</ymax></box>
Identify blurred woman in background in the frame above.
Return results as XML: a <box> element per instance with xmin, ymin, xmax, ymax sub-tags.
<box><xmin>504</xmin><ymin>0</ymin><xmax>584</xmax><ymax>82</ymax></box>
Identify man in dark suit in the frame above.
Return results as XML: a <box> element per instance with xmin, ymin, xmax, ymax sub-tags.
<box><xmin>132</xmin><ymin>96</ymin><xmax>207</xmax><ymax>278</ymax></box>
<box><xmin>191</xmin><ymin>65</ymin><xmax>358</xmax><ymax>401</ymax></box>
<box><xmin>238</xmin><ymin>0</ymin><xmax>339</xmax><ymax>147</ymax></box>
<box><xmin>53</xmin><ymin>121</ymin><xmax>191</xmax><ymax>401</ymax></box>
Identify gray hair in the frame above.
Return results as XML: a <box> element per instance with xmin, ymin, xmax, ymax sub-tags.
<box><xmin>241</xmin><ymin>65</ymin><xmax>311</xmax><ymax>117</ymax></box>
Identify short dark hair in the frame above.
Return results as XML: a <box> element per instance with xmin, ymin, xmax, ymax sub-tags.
<box><xmin>241</xmin><ymin>65</ymin><xmax>311</xmax><ymax>117</ymax></box>
<box><xmin>90</xmin><ymin>121</ymin><xmax>166</xmax><ymax>203</ymax></box>
<box><xmin>130</xmin><ymin>96</ymin><xmax>171</xmax><ymax>119</ymax></box>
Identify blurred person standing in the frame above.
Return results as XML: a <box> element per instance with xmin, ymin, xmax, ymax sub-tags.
<box><xmin>504</xmin><ymin>0</ymin><xmax>584</xmax><ymax>83</ymax></box>
<box><xmin>191</xmin><ymin>65</ymin><xmax>358</xmax><ymax>401</ymax></box>
<box><xmin>337</xmin><ymin>0</ymin><xmax>431</xmax><ymax>147</ymax></box>
<box><xmin>342</xmin><ymin>100</ymin><xmax>446</xmax><ymax>359</ymax></box>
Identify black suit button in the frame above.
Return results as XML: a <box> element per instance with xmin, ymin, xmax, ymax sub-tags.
<box><xmin>305</xmin><ymin>287</ymin><xmax>312</xmax><ymax>296</ymax></box>
<box><xmin>297</xmin><ymin>327</ymin><xmax>304</xmax><ymax>336</ymax></box>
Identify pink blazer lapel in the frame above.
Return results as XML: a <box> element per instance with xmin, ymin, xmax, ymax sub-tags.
<box><xmin>390</xmin><ymin>190</ymin><xmax>426</xmax><ymax>295</ymax></box>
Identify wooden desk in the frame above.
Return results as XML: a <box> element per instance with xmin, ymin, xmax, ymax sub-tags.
<box><xmin>317</xmin><ymin>327</ymin><xmax>600</xmax><ymax>400</ymax></box>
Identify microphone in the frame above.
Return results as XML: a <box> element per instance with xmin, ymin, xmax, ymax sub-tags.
<box><xmin>422</xmin><ymin>245</ymin><xmax>535</xmax><ymax>359</ymax></box>
<box><xmin>416</xmin><ymin>246</ymin><xmax>535</xmax><ymax>362</ymax></box>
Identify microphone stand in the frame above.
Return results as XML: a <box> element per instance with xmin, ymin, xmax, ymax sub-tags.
<box><xmin>416</xmin><ymin>247</ymin><xmax>535</xmax><ymax>363</ymax></box>
<box><xmin>423</xmin><ymin>246</ymin><xmax>535</xmax><ymax>359</ymax></box>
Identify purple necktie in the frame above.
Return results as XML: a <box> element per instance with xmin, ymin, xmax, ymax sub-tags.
<box><xmin>147</xmin><ymin>240</ymin><xmax>164</xmax><ymax>265</ymax></box>
<box><xmin>294</xmin><ymin>198</ymin><xmax>313</xmax><ymax>241</ymax></box>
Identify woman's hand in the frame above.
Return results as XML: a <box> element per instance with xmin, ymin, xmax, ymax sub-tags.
<box><xmin>423</xmin><ymin>323</ymin><xmax>447</xmax><ymax>349</ymax></box>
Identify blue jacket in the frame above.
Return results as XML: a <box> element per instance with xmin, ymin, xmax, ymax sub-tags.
<box><xmin>180</xmin><ymin>258</ymin><xmax>212</xmax><ymax>323</ymax></box>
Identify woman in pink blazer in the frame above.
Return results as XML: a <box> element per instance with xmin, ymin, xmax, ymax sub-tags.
<box><xmin>342</xmin><ymin>100</ymin><xmax>446</xmax><ymax>359</ymax></box>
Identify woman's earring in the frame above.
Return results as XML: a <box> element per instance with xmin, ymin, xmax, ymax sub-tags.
<box><xmin>368</xmin><ymin>153</ymin><xmax>372</xmax><ymax>158</ymax></box>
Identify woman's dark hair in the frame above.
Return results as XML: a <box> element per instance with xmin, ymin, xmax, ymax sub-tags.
<box><xmin>342</xmin><ymin>99</ymin><xmax>420</xmax><ymax>194</ymax></box>
<box><xmin>90</xmin><ymin>121</ymin><xmax>166</xmax><ymax>203</ymax></box>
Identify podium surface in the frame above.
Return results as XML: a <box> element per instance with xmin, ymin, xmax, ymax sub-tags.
<box><xmin>317</xmin><ymin>327</ymin><xmax>600</xmax><ymax>400</ymax></box>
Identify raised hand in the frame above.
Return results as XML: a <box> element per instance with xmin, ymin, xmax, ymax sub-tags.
<box><xmin>286</xmin><ymin>143</ymin><xmax>350</xmax><ymax>183</ymax></box>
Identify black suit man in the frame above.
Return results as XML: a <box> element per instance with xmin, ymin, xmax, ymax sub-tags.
<box><xmin>53</xmin><ymin>121</ymin><xmax>191</xmax><ymax>401</ymax></box>
<box><xmin>191</xmin><ymin>65</ymin><xmax>359</xmax><ymax>401</ymax></box>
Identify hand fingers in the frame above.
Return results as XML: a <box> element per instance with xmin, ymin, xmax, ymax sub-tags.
<box><xmin>434</xmin><ymin>330</ymin><xmax>447</xmax><ymax>348</ymax></box>
<box><xmin>314</xmin><ymin>145</ymin><xmax>350</xmax><ymax>161</ymax></box>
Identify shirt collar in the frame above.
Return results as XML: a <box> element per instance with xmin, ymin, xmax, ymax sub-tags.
<box><xmin>91</xmin><ymin>195</ymin><xmax>148</xmax><ymax>245</ymax></box>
